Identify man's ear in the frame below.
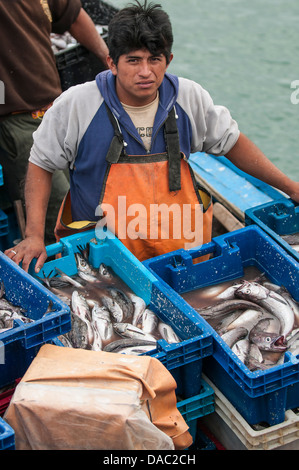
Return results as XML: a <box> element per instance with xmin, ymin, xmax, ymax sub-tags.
<box><xmin>166</xmin><ymin>53</ymin><xmax>174</xmax><ymax>69</ymax></box>
<box><xmin>107</xmin><ymin>55</ymin><xmax>117</xmax><ymax>75</ymax></box>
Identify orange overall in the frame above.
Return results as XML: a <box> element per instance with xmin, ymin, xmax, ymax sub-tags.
<box><xmin>55</xmin><ymin>107</ymin><xmax>213</xmax><ymax>261</ymax></box>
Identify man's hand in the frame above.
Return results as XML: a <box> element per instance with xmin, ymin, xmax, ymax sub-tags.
<box><xmin>4</xmin><ymin>236</ymin><xmax>48</xmax><ymax>273</ymax></box>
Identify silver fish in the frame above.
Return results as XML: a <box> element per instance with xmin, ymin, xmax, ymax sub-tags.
<box><xmin>232</xmin><ymin>338</ymin><xmax>250</xmax><ymax>363</ymax></box>
<box><xmin>279</xmin><ymin>290</ymin><xmax>299</xmax><ymax>327</ymax></box>
<box><xmin>129</xmin><ymin>293</ymin><xmax>146</xmax><ymax>327</ymax></box>
<box><xmin>68</xmin><ymin>312</ymin><xmax>90</xmax><ymax>349</ymax></box>
<box><xmin>220</xmin><ymin>327</ymin><xmax>248</xmax><ymax>348</ymax></box>
<box><xmin>281</xmin><ymin>234</ymin><xmax>299</xmax><ymax>246</ymax></box>
<box><xmin>101</xmin><ymin>294</ymin><xmax>125</xmax><ymax>322</ymax></box>
<box><xmin>71</xmin><ymin>290</ymin><xmax>94</xmax><ymax>344</ymax></box>
<box><xmin>197</xmin><ymin>299</ymin><xmax>264</xmax><ymax>319</ymax></box>
<box><xmin>106</xmin><ymin>287</ymin><xmax>134</xmax><ymax>320</ymax></box>
<box><xmin>98</xmin><ymin>263</ymin><xmax>114</xmax><ymax>281</ymax></box>
<box><xmin>113</xmin><ymin>322</ymin><xmax>156</xmax><ymax>341</ymax></box>
<box><xmin>57</xmin><ymin>334</ymin><xmax>73</xmax><ymax>348</ymax></box>
<box><xmin>249</xmin><ymin>319</ymin><xmax>287</xmax><ymax>352</ymax></box>
<box><xmin>104</xmin><ymin>338</ymin><xmax>157</xmax><ymax>353</ymax></box>
<box><xmin>75</xmin><ymin>252</ymin><xmax>99</xmax><ymax>281</ymax></box>
<box><xmin>0</xmin><ymin>298</ymin><xmax>25</xmax><ymax>315</ymax></box>
<box><xmin>235</xmin><ymin>280</ymin><xmax>294</xmax><ymax>339</ymax></box>
<box><xmin>245</xmin><ymin>343</ymin><xmax>265</xmax><ymax>371</ymax></box>
<box><xmin>90</xmin><ymin>322</ymin><xmax>103</xmax><ymax>351</ymax></box>
<box><xmin>113</xmin><ymin>344</ymin><xmax>156</xmax><ymax>355</ymax></box>
<box><xmin>158</xmin><ymin>321</ymin><xmax>181</xmax><ymax>344</ymax></box>
<box><xmin>218</xmin><ymin>309</ymin><xmax>262</xmax><ymax>335</ymax></box>
<box><xmin>216</xmin><ymin>283</ymin><xmax>243</xmax><ymax>300</ymax></box>
<box><xmin>55</xmin><ymin>268</ymin><xmax>84</xmax><ymax>288</ymax></box>
<box><xmin>91</xmin><ymin>303</ymin><xmax>113</xmax><ymax>341</ymax></box>
<box><xmin>141</xmin><ymin>309</ymin><xmax>158</xmax><ymax>334</ymax></box>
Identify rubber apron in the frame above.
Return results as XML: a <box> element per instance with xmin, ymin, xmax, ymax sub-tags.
<box><xmin>54</xmin><ymin>107</ymin><xmax>213</xmax><ymax>261</ymax></box>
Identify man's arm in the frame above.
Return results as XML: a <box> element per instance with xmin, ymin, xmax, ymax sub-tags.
<box><xmin>225</xmin><ymin>132</ymin><xmax>299</xmax><ymax>202</ymax></box>
<box><xmin>69</xmin><ymin>8</ymin><xmax>109</xmax><ymax>67</ymax></box>
<box><xmin>4</xmin><ymin>163</ymin><xmax>53</xmax><ymax>273</ymax></box>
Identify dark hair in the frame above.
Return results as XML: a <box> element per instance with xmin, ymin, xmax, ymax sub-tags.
<box><xmin>107</xmin><ymin>1</ymin><xmax>173</xmax><ymax>65</ymax></box>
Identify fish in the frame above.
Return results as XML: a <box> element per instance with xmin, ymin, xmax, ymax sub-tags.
<box><xmin>98</xmin><ymin>263</ymin><xmax>114</xmax><ymax>281</ymax></box>
<box><xmin>218</xmin><ymin>309</ymin><xmax>263</xmax><ymax>335</ymax></box>
<box><xmin>71</xmin><ymin>290</ymin><xmax>94</xmax><ymax>344</ymax></box>
<box><xmin>279</xmin><ymin>289</ymin><xmax>299</xmax><ymax>327</ymax></box>
<box><xmin>196</xmin><ymin>298</ymin><xmax>264</xmax><ymax>319</ymax></box>
<box><xmin>106</xmin><ymin>287</ymin><xmax>134</xmax><ymax>320</ymax></box>
<box><xmin>141</xmin><ymin>308</ymin><xmax>158</xmax><ymax>334</ymax></box>
<box><xmin>216</xmin><ymin>283</ymin><xmax>243</xmax><ymax>300</ymax></box>
<box><xmin>245</xmin><ymin>343</ymin><xmax>266</xmax><ymax>371</ymax></box>
<box><xmin>103</xmin><ymin>338</ymin><xmax>157</xmax><ymax>353</ymax></box>
<box><xmin>55</xmin><ymin>268</ymin><xmax>85</xmax><ymax>289</ymax></box>
<box><xmin>0</xmin><ymin>297</ymin><xmax>25</xmax><ymax>315</ymax></box>
<box><xmin>158</xmin><ymin>321</ymin><xmax>181</xmax><ymax>343</ymax></box>
<box><xmin>91</xmin><ymin>303</ymin><xmax>113</xmax><ymax>341</ymax></box>
<box><xmin>113</xmin><ymin>322</ymin><xmax>156</xmax><ymax>341</ymax></box>
<box><xmin>75</xmin><ymin>252</ymin><xmax>99</xmax><ymax>282</ymax></box>
<box><xmin>112</xmin><ymin>344</ymin><xmax>157</xmax><ymax>355</ymax></box>
<box><xmin>220</xmin><ymin>327</ymin><xmax>248</xmax><ymax>348</ymax></box>
<box><xmin>249</xmin><ymin>319</ymin><xmax>287</xmax><ymax>352</ymax></box>
<box><xmin>67</xmin><ymin>312</ymin><xmax>90</xmax><ymax>349</ymax></box>
<box><xmin>129</xmin><ymin>293</ymin><xmax>146</xmax><ymax>327</ymax></box>
<box><xmin>57</xmin><ymin>334</ymin><xmax>73</xmax><ymax>348</ymax></box>
<box><xmin>90</xmin><ymin>322</ymin><xmax>103</xmax><ymax>351</ymax></box>
<box><xmin>232</xmin><ymin>338</ymin><xmax>250</xmax><ymax>363</ymax></box>
<box><xmin>101</xmin><ymin>293</ymin><xmax>126</xmax><ymax>322</ymax></box>
<box><xmin>235</xmin><ymin>280</ymin><xmax>294</xmax><ymax>339</ymax></box>
<box><xmin>281</xmin><ymin>233</ymin><xmax>299</xmax><ymax>248</ymax></box>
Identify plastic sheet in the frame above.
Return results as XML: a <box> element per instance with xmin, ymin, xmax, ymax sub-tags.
<box><xmin>4</xmin><ymin>345</ymin><xmax>192</xmax><ymax>450</ymax></box>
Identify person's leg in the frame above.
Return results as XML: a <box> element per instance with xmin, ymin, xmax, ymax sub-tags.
<box><xmin>0</xmin><ymin>113</ymin><xmax>69</xmax><ymax>245</ymax></box>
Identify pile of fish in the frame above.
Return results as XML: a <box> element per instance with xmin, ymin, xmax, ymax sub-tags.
<box><xmin>50</xmin><ymin>25</ymin><xmax>107</xmax><ymax>54</ymax></box>
<box><xmin>281</xmin><ymin>233</ymin><xmax>299</xmax><ymax>253</ymax></box>
<box><xmin>42</xmin><ymin>243</ymin><xmax>181</xmax><ymax>355</ymax></box>
<box><xmin>193</xmin><ymin>276</ymin><xmax>299</xmax><ymax>371</ymax></box>
<box><xmin>0</xmin><ymin>283</ymin><xmax>34</xmax><ymax>334</ymax></box>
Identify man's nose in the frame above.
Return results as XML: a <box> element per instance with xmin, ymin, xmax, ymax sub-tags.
<box><xmin>138</xmin><ymin>60</ymin><xmax>151</xmax><ymax>76</ymax></box>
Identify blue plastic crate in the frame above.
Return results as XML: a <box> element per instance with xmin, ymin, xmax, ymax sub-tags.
<box><xmin>177</xmin><ymin>379</ymin><xmax>214</xmax><ymax>442</ymax></box>
<box><xmin>0</xmin><ymin>253</ymin><xmax>71</xmax><ymax>389</ymax></box>
<box><xmin>245</xmin><ymin>198</ymin><xmax>299</xmax><ymax>263</ymax></box>
<box><xmin>0</xmin><ymin>417</ymin><xmax>15</xmax><ymax>450</ymax></box>
<box><xmin>0</xmin><ymin>210</ymin><xmax>21</xmax><ymax>252</ymax></box>
<box><xmin>143</xmin><ymin>225</ymin><xmax>299</xmax><ymax>426</ymax></box>
<box><xmin>32</xmin><ymin>229</ymin><xmax>213</xmax><ymax>398</ymax></box>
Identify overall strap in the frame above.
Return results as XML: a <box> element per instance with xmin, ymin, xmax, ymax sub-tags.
<box><xmin>105</xmin><ymin>104</ymin><xmax>127</xmax><ymax>163</ymax></box>
<box><xmin>105</xmin><ymin>103</ymin><xmax>182</xmax><ymax>191</ymax></box>
<box><xmin>164</xmin><ymin>107</ymin><xmax>181</xmax><ymax>191</ymax></box>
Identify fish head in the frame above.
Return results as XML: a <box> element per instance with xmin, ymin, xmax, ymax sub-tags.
<box><xmin>99</xmin><ymin>263</ymin><xmax>113</xmax><ymax>280</ymax></box>
<box><xmin>250</xmin><ymin>329</ymin><xmax>287</xmax><ymax>352</ymax></box>
<box><xmin>235</xmin><ymin>280</ymin><xmax>268</xmax><ymax>301</ymax></box>
<box><xmin>75</xmin><ymin>252</ymin><xmax>95</xmax><ymax>275</ymax></box>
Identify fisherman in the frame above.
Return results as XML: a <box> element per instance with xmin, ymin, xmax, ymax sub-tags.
<box><xmin>0</xmin><ymin>0</ymin><xmax>109</xmax><ymax>245</ymax></box>
<box><xmin>5</xmin><ymin>0</ymin><xmax>299</xmax><ymax>272</ymax></box>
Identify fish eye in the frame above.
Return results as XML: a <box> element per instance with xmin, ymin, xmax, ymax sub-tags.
<box><xmin>266</xmin><ymin>336</ymin><xmax>271</xmax><ymax>342</ymax></box>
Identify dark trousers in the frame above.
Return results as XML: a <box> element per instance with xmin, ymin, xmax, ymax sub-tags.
<box><xmin>0</xmin><ymin>113</ymin><xmax>69</xmax><ymax>245</ymax></box>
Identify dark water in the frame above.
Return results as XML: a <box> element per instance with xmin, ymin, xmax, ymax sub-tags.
<box><xmin>112</xmin><ymin>0</ymin><xmax>299</xmax><ymax>180</ymax></box>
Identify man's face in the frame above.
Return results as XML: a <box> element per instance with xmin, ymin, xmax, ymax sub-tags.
<box><xmin>107</xmin><ymin>49</ymin><xmax>173</xmax><ymax>107</ymax></box>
